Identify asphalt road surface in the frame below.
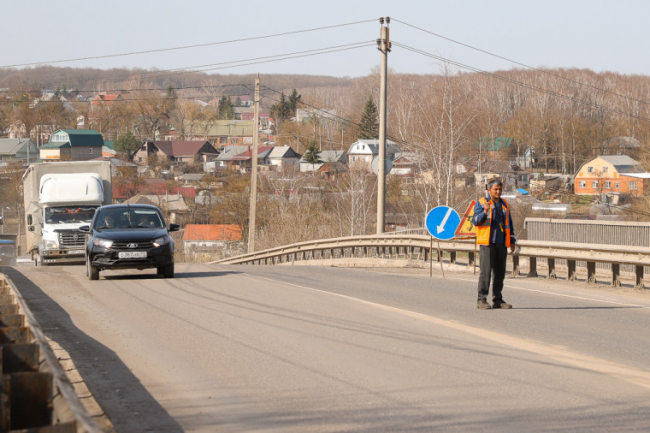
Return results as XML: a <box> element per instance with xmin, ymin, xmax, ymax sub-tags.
<box><xmin>3</xmin><ymin>261</ymin><xmax>650</xmax><ymax>432</ymax></box>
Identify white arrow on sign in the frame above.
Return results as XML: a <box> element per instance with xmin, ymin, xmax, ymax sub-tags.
<box><xmin>437</xmin><ymin>207</ymin><xmax>453</xmax><ymax>234</ymax></box>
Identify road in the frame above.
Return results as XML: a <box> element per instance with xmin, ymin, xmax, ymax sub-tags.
<box><xmin>3</xmin><ymin>261</ymin><xmax>650</xmax><ymax>432</ymax></box>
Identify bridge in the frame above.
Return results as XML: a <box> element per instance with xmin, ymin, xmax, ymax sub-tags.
<box><xmin>1</xmin><ymin>234</ymin><xmax>650</xmax><ymax>431</ymax></box>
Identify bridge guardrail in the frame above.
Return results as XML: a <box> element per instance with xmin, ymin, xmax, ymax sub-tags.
<box><xmin>213</xmin><ymin>234</ymin><xmax>649</xmax><ymax>289</ymax></box>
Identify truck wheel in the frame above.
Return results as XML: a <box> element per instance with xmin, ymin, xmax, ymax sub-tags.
<box><xmin>87</xmin><ymin>257</ymin><xmax>99</xmax><ymax>281</ymax></box>
<box><xmin>159</xmin><ymin>263</ymin><xmax>174</xmax><ymax>278</ymax></box>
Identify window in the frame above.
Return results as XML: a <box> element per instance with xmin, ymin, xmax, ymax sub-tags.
<box><xmin>587</xmin><ymin>166</ymin><xmax>594</xmax><ymax>173</ymax></box>
<box><xmin>89</xmin><ymin>148</ymin><xmax>93</xmax><ymax>154</ymax></box>
<box><xmin>603</xmin><ymin>166</ymin><xmax>609</xmax><ymax>173</ymax></box>
<box><xmin>615</xmin><ymin>182</ymin><xmax>619</xmax><ymax>189</ymax></box>
<box><xmin>592</xmin><ymin>181</ymin><xmax>598</xmax><ymax>189</ymax></box>
<box><xmin>604</xmin><ymin>181</ymin><xmax>611</xmax><ymax>189</ymax></box>
<box><xmin>579</xmin><ymin>181</ymin><xmax>586</xmax><ymax>188</ymax></box>
<box><xmin>630</xmin><ymin>182</ymin><xmax>637</xmax><ymax>190</ymax></box>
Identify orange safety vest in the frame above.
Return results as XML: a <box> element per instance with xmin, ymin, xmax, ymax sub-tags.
<box><xmin>476</xmin><ymin>197</ymin><xmax>511</xmax><ymax>247</ymax></box>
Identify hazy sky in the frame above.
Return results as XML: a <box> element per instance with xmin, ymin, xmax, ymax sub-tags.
<box><xmin>2</xmin><ymin>0</ymin><xmax>648</xmax><ymax>78</ymax></box>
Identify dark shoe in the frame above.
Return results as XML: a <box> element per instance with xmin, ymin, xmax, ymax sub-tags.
<box><xmin>477</xmin><ymin>300</ymin><xmax>492</xmax><ymax>309</ymax></box>
<box><xmin>493</xmin><ymin>301</ymin><xmax>512</xmax><ymax>309</ymax></box>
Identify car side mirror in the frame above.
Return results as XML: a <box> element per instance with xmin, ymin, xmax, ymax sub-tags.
<box><xmin>28</xmin><ymin>226</ymin><xmax>35</xmax><ymax>232</ymax></box>
<box><xmin>27</xmin><ymin>214</ymin><xmax>32</xmax><ymax>225</ymax></box>
<box><xmin>168</xmin><ymin>224</ymin><xmax>180</xmax><ymax>232</ymax></box>
<box><xmin>79</xmin><ymin>225</ymin><xmax>90</xmax><ymax>233</ymax></box>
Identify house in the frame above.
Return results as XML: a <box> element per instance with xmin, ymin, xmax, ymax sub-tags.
<box><xmin>90</xmin><ymin>93</ymin><xmax>122</xmax><ymax>109</ymax></box>
<box><xmin>574</xmin><ymin>155</ymin><xmax>648</xmax><ymax>196</ymax></box>
<box><xmin>300</xmin><ymin>150</ymin><xmax>348</xmax><ymax>173</ymax></box>
<box><xmin>39</xmin><ymin>129</ymin><xmax>104</xmax><ymax>162</ymax></box>
<box><xmin>457</xmin><ymin>159</ymin><xmax>530</xmax><ymax>189</ymax></box>
<box><xmin>347</xmin><ymin>139</ymin><xmax>401</xmax><ymax>171</ymax></box>
<box><xmin>267</xmin><ymin>145</ymin><xmax>301</xmax><ymax>170</ymax></box>
<box><xmin>182</xmin><ymin>120</ymin><xmax>259</xmax><ymax>147</ymax></box>
<box><xmin>178</xmin><ymin>173</ymin><xmax>206</xmax><ymax>185</ymax></box>
<box><xmin>391</xmin><ymin>152</ymin><xmax>426</xmax><ymax>176</ymax></box>
<box><xmin>529</xmin><ymin>175</ymin><xmax>564</xmax><ymax>192</ymax></box>
<box><xmin>207</xmin><ymin>145</ymin><xmax>250</xmax><ymax>171</ymax></box>
<box><xmin>131</xmin><ymin>140</ymin><xmax>219</xmax><ymax>165</ymax></box>
<box><xmin>0</xmin><ymin>139</ymin><xmax>38</xmax><ymax>163</ymax></box>
<box><xmin>230</xmin><ymin>145</ymin><xmax>274</xmax><ymax>173</ymax></box>
<box><xmin>182</xmin><ymin>224</ymin><xmax>243</xmax><ymax>254</ymax></box>
<box><xmin>124</xmin><ymin>193</ymin><xmax>189</xmax><ymax>223</ymax></box>
<box><xmin>474</xmin><ymin>137</ymin><xmax>514</xmax><ymax>158</ymax></box>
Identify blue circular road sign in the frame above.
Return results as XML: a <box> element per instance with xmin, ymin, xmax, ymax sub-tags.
<box><xmin>425</xmin><ymin>206</ymin><xmax>461</xmax><ymax>240</ymax></box>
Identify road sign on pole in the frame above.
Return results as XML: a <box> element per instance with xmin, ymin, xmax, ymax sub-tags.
<box><xmin>455</xmin><ymin>200</ymin><xmax>478</xmax><ymax>237</ymax></box>
<box><xmin>425</xmin><ymin>206</ymin><xmax>461</xmax><ymax>240</ymax></box>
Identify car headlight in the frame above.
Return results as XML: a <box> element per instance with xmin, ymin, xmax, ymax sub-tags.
<box><xmin>44</xmin><ymin>240</ymin><xmax>58</xmax><ymax>249</ymax></box>
<box><xmin>93</xmin><ymin>238</ymin><xmax>113</xmax><ymax>249</ymax></box>
<box><xmin>153</xmin><ymin>236</ymin><xmax>170</xmax><ymax>247</ymax></box>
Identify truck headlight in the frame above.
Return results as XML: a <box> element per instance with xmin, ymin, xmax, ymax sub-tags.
<box><xmin>93</xmin><ymin>238</ymin><xmax>113</xmax><ymax>249</ymax></box>
<box><xmin>44</xmin><ymin>240</ymin><xmax>58</xmax><ymax>249</ymax></box>
<box><xmin>153</xmin><ymin>236</ymin><xmax>170</xmax><ymax>247</ymax></box>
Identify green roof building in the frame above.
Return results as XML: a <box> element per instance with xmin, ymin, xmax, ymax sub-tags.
<box><xmin>40</xmin><ymin>129</ymin><xmax>104</xmax><ymax>161</ymax></box>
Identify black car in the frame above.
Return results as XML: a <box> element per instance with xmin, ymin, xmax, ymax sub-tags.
<box><xmin>81</xmin><ymin>204</ymin><xmax>179</xmax><ymax>280</ymax></box>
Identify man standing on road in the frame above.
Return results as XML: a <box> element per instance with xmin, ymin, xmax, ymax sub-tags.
<box><xmin>472</xmin><ymin>179</ymin><xmax>516</xmax><ymax>309</ymax></box>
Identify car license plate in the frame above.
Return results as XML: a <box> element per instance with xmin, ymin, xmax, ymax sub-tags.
<box><xmin>118</xmin><ymin>251</ymin><xmax>147</xmax><ymax>259</ymax></box>
<box><xmin>68</xmin><ymin>250</ymin><xmax>84</xmax><ymax>255</ymax></box>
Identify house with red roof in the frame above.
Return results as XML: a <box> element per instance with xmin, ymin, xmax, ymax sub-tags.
<box><xmin>90</xmin><ymin>92</ymin><xmax>122</xmax><ymax>109</ymax></box>
<box><xmin>182</xmin><ymin>224</ymin><xmax>243</xmax><ymax>254</ymax></box>
<box><xmin>230</xmin><ymin>145</ymin><xmax>274</xmax><ymax>173</ymax></box>
<box><xmin>131</xmin><ymin>140</ymin><xmax>219</xmax><ymax>165</ymax></box>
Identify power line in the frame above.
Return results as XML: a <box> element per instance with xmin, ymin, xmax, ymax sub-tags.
<box><xmin>392</xmin><ymin>18</ymin><xmax>650</xmax><ymax>109</ymax></box>
<box><xmin>2</xmin><ymin>19</ymin><xmax>377</xmax><ymax>69</ymax></box>
<box><xmin>393</xmin><ymin>41</ymin><xmax>650</xmax><ymax>125</ymax></box>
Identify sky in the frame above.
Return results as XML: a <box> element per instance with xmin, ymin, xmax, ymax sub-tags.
<box><xmin>2</xmin><ymin>0</ymin><xmax>649</xmax><ymax>79</ymax></box>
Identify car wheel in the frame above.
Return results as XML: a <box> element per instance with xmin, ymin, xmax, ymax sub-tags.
<box><xmin>87</xmin><ymin>256</ymin><xmax>99</xmax><ymax>281</ymax></box>
<box><xmin>160</xmin><ymin>263</ymin><xmax>174</xmax><ymax>278</ymax></box>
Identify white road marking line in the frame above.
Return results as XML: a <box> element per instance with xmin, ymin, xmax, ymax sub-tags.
<box><xmin>449</xmin><ymin>277</ymin><xmax>650</xmax><ymax>309</ymax></box>
<box><xmin>253</xmin><ymin>274</ymin><xmax>650</xmax><ymax>392</ymax></box>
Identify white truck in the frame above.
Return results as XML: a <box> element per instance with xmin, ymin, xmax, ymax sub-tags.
<box><xmin>23</xmin><ymin>161</ymin><xmax>112</xmax><ymax>265</ymax></box>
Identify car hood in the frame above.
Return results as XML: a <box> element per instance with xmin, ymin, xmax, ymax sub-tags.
<box><xmin>94</xmin><ymin>228</ymin><xmax>168</xmax><ymax>241</ymax></box>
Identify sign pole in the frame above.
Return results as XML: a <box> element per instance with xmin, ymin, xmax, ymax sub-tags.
<box><xmin>473</xmin><ymin>238</ymin><xmax>477</xmax><ymax>275</ymax></box>
<box><xmin>437</xmin><ymin>239</ymin><xmax>445</xmax><ymax>279</ymax></box>
<box><xmin>429</xmin><ymin>236</ymin><xmax>433</xmax><ymax>278</ymax></box>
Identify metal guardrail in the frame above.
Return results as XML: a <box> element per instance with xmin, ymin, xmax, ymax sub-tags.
<box><xmin>213</xmin><ymin>234</ymin><xmax>649</xmax><ymax>289</ymax></box>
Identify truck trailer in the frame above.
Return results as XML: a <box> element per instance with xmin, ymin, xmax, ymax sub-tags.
<box><xmin>23</xmin><ymin>161</ymin><xmax>112</xmax><ymax>265</ymax></box>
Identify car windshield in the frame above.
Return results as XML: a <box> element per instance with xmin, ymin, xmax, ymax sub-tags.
<box><xmin>95</xmin><ymin>208</ymin><xmax>164</xmax><ymax>230</ymax></box>
<box><xmin>45</xmin><ymin>206</ymin><xmax>98</xmax><ymax>224</ymax></box>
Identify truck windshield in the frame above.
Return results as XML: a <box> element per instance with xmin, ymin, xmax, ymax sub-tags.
<box><xmin>45</xmin><ymin>206</ymin><xmax>98</xmax><ymax>224</ymax></box>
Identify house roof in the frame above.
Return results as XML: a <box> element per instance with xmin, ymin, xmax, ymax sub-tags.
<box><xmin>45</xmin><ymin>129</ymin><xmax>104</xmax><ymax>148</ymax></box>
<box><xmin>183</xmin><ymin>120</ymin><xmax>255</xmax><ymax>137</ymax></box>
<box><xmin>124</xmin><ymin>193</ymin><xmax>189</xmax><ymax>212</ymax></box>
<box><xmin>475</xmin><ymin>137</ymin><xmax>513</xmax><ymax>151</ymax></box>
<box><xmin>171</xmin><ymin>186</ymin><xmax>197</xmax><ymax>197</ymax></box>
<box><xmin>231</xmin><ymin>145</ymin><xmax>274</xmax><ymax>161</ymax></box>
<box><xmin>183</xmin><ymin>224</ymin><xmax>242</xmax><ymax>242</ymax></box>
<box><xmin>268</xmin><ymin>145</ymin><xmax>300</xmax><ymax>159</ymax></box>
<box><xmin>40</xmin><ymin>141</ymin><xmax>71</xmax><ymax>149</ymax></box>
<box><xmin>598</xmin><ymin>155</ymin><xmax>645</xmax><ymax>173</ymax></box>
<box><xmin>300</xmin><ymin>150</ymin><xmax>346</xmax><ymax>164</ymax></box>
<box><xmin>91</xmin><ymin>93</ymin><xmax>121</xmax><ymax>106</ymax></box>
<box><xmin>347</xmin><ymin>139</ymin><xmax>400</xmax><ymax>155</ymax></box>
<box><xmin>214</xmin><ymin>146</ymin><xmax>250</xmax><ymax>161</ymax></box>
<box><xmin>142</xmin><ymin>140</ymin><xmax>218</xmax><ymax>158</ymax></box>
<box><xmin>0</xmin><ymin>139</ymin><xmax>36</xmax><ymax>155</ymax></box>
<box><xmin>179</xmin><ymin>173</ymin><xmax>206</xmax><ymax>181</ymax></box>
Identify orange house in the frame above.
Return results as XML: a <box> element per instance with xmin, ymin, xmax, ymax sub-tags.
<box><xmin>574</xmin><ymin>155</ymin><xmax>647</xmax><ymax>196</ymax></box>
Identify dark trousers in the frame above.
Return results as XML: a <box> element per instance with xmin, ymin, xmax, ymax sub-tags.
<box><xmin>477</xmin><ymin>243</ymin><xmax>507</xmax><ymax>302</ymax></box>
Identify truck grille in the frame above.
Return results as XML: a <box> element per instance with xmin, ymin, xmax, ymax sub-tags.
<box><xmin>57</xmin><ymin>231</ymin><xmax>85</xmax><ymax>248</ymax></box>
<box><xmin>112</xmin><ymin>241</ymin><xmax>154</xmax><ymax>250</ymax></box>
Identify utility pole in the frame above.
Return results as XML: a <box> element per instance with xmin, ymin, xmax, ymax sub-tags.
<box><xmin>248</xmin><ymin>76</ymin><xmax>260</xmax><ymax>253</ymax></box>
<box><xmin>376</xmin><ymin>17</ymin><xmax>390</xmax><ymax>234</ymax></box>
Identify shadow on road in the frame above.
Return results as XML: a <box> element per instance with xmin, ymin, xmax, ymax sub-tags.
<box><xmin>1</xmin><ymin>266</ymin><xmax>184</xmax><ymax>433</ymax></box>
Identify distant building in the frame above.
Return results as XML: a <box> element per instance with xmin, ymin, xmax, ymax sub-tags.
<box><xmin>39</xmin><ymin>129</ymin><xmax>104</xmax><ymax>162</ymax></box>
<box><xmin>347</xmin><ymin>139</ymin><xmax>400</xmax><ymax>171</ymax></box>
<box><xmin>131</xmin><ymin>140</ymin><xmax>219</xmax><ymax>165</ymax></box>
<box><xmin>182</xmin><ymin>224</ymin><xmax>243</xmax><ymax>254</ymax></box>
<box><xmin>300</xmin><ymin>150</ymin><xmax>348</xmax><ymax>173</ymax></box>
<box><xmin>0</xmin><ymin>138</ymin><xmax>38</xmax><ymax>163</ymax></box>
<box><xmin>574</xmin><ymin>155</ymin><xmax>648</xmax><ymax>196</ymax></box>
